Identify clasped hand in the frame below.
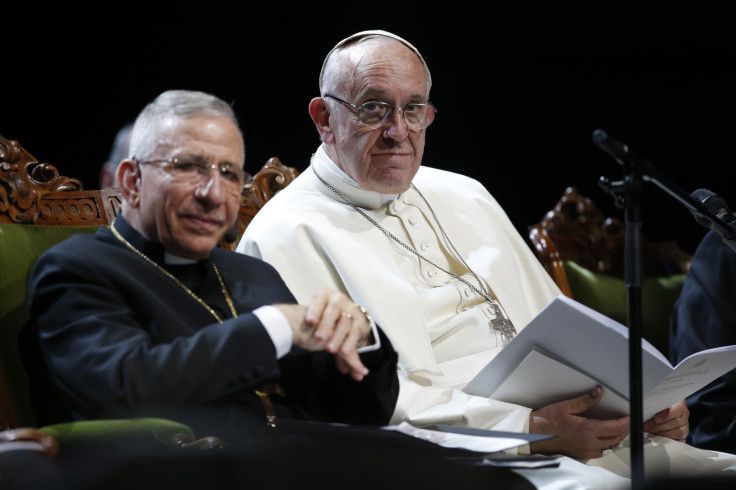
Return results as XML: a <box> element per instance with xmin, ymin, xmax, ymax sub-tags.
<box><xmin>529</xmin><ymin>386</ymin><xmax>690</xmax><ymax>460</ymax></box>
<box><xmin>275</xmin><ymin>287</ymin><xmax>373</xmax><ymax>381</ymax></box>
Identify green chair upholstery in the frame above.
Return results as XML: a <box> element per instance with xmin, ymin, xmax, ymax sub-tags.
<box><xmin>0</xmin><ymin>222</ymin><xmax>223</xmax><ymax>450</ymax></box>
<box><xmin>563</xmin><ymin>260</ymin><xmax>687</xmax><ymax>354</ymax></box>
<box><xmin>0</xmin><ymin>223</ymin><xmax>100</xmax><ymax>429</ymax></box>
<box><xmin>0</xmin><ymin>132</ymin><xmax>231</xmax><ymax>454</ymax></box>
<box><xmin>40</xmin><ymin>417</ymin><xmax>196</xmax><ymax>446</ymax></box>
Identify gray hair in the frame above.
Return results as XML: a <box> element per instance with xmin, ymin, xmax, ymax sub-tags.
<box><xmin>319</xmin><ymin>30</ymin><xmax>432</xmax><ymax>97</ymax></box>
<box><xmin>129</xmin><ymin>90</ymin><xmax>241</xmax><ymax>159</ymax></box>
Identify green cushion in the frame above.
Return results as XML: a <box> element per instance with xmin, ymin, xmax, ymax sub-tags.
<box><xmin>0</xmin><ymin>223</ymin><xmax>100</xmax><ymax>427</ymax></box>
<box><xmin>563</xmin><ymin>260</ymin><xmax>686</xmax><ymax>355</ymax></box>
<box><xmin>0</xmin><ymin>223</ymin><xmax>100</xmax><ymax>319</ymax></box>
<box><xmin>0</xmin><ymin>223</ymin><xmax>202</xmax><ymax>448</ymax></box>
<box><xmin>40</xmin><ymin>417</ymin><xmax>196</xmax><ymax>446</ymax></box>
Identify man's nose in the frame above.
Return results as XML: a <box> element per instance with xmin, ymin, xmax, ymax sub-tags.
<box><xmin>382</xmin><ymin>109</ymin><xmax>409</xmax><ymax>140</ymax></box>
<box><xmin>194</xmin><ymin>168</ymin><xmax>227</xmax><ymax>204</ymax></box>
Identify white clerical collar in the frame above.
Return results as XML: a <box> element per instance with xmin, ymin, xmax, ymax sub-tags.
<box><xmin>312</xmin><ymin>145</ymin><xmax>400</xmax><ymax>208</ymax></box>
<box><xmin>164</xmin><ymin>253</ymin><xmax>198</xmax><ymax>265</ymax></box>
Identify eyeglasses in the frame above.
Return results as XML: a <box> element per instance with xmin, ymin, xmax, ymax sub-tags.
<box><xmin>136</xmin><ymin>158</ymin><xmax>245</xmax><ymax>196</ymax></box>
<box><xmin>324</xmin><ymin>94</ymin><xmax>436</xmax><ymax>131</ymax></box>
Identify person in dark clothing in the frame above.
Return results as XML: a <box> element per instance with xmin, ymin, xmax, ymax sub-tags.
<box><xmin>670</xmin><ymin>229</ymin><xmax>736</xmax><ymax>453</ymax></box>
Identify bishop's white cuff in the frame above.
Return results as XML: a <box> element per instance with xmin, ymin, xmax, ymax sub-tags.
<box><xmin>253</xmin><ymin>305</ymin><xmax>292</xmax><ymax>359</ymax></box>
<box><xmin>254</xmin><ymin>305</ymin><xmax>381</xmax><ymax>358</ymax></box>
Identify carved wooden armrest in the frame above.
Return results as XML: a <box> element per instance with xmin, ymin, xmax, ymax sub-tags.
<box><xmin>528</xmin><ymin>224</ymin><xmax>573</xmax><ymax>297</ymax></box>
<box><xmin>0</xmin><ymin>428</ymin><xmax>59</xmax><ymax>459</ymax></box>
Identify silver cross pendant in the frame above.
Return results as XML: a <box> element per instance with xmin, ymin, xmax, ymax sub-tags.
<box><xmin>489</xmin><ymin>303</ymin><xmax>517</xmax><ymax>343</ymax></box>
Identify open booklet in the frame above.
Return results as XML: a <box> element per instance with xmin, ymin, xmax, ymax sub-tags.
<box><xmin>463</xmin><ymin>295</ymin><xmax>736</xmax><ymax>420</ymax></box>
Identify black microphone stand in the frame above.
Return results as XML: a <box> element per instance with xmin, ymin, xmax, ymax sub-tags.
<box><xmin>592</xmin><ymin>129</ymin><xmax>736</xmax><ymax>489</ymax></box>
<box><xmin>594</xmin><ymin>136</ymin><xmax>645</xmax><ymax>489</ymax></box>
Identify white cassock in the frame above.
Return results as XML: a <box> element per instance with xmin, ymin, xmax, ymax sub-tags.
<box><xmin>238</xmin><ymin>144</ymin><xmax>736</xmax><ymax>489</ymax></box>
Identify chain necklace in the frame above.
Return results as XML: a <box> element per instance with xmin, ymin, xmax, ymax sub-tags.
<box><xmin>312</xmin><ymin>168</ymin><xmax>517</xmax><ymax>343</ymax></box>
<box><xmin>110</xmin><ymin>222</ymin><xmax>238</xmax><ymax>323</ymax></box>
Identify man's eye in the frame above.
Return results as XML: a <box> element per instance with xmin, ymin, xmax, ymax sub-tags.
<box><xmin>361</xmin><ymin>102</ymin><xmax>385</xmax><ymax>113</ymax></box>
<box><xmin>219</xmin><ymin>167</ymin><xmax>241</xmax><ymax>182</ymax></box>
<box><xmin>173</xmin><ymin>161</ymin><xmax>203</xmax><ymax>173</ymax></box>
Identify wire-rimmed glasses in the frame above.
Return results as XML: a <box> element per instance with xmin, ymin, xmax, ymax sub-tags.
<box><xmin>324</xmin><ymin>94</ymin><xmax>436</xmax><ymax>131</ymax></box>
<box><xmin>136</xmin><ymin>158</ymin><xmax>245</xmax><ymax>196</ymax></box>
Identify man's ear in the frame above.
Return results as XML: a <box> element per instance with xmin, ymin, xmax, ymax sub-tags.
<box><xmin>308</xmin><ymin>97</ymin><xmax>335</xmax><ymax>144</ymax></box>
<box><xmin>117</xmin><ymin>159</ymin><xmax>141</xmax><ymax>208</ymax></box>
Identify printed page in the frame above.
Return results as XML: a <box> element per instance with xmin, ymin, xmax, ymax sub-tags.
<box><xmin>642</xmin><ymin>344</ymin><xmax>736</xmax><ymax>419</ymax></box>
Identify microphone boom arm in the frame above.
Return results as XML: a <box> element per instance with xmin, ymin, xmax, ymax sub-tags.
<box><xmin>593</xmin><ymin>129</ymin><xmax>736</xmax><ymax>249</ymax></box>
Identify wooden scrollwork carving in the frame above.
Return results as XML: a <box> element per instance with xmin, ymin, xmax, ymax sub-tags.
<box><xmin>219</xmin><ymin>157</ymin><xmax>300</xmax><ymax>251</ymax></box>
<box><xmin>529</xmin><ymin>186</ymin><xmax>692</xmax><ymax>281</ymax></box>
<box><xmin>0</xmin><ymin>134</ymin><xmax>84</xmax><ymax>224</ymax></box>
<box><xmin>0</xmin><ymin>134</ymin><xmax>119</xmax><ymax>225</ymax></box>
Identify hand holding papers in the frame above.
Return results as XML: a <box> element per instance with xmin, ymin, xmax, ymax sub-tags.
<box><xmin>463</xmin><ymin>295</ymin><xmax>736</xmax><ymax>421</ymax></box>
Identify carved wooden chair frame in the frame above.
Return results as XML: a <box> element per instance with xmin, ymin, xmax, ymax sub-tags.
<box><xmin>528</xmin><ymin>186</ymin><xmax>692</xmax><ymax>295</ymax></box>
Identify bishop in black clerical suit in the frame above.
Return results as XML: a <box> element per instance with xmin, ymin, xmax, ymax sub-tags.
<box><xmin>23</xmin><ymin>215</ymin><xmax>399</xmax><ymax>441</ymax></box>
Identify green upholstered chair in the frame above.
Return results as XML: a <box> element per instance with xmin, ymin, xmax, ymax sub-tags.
<box><xmin>0</xmin><ymin>134</ymin><xmax>226</xmax><ymax>457</ymax></box>
<box><xmin>1</xmin><ymin>223</ymin><xmax>99</xmax><ymax>430</ymax></box>
<box><xmin>528</xmin><ymin>187</ymin><xmax>691</xmax><ymax>355</ymax></box>
<box><xmin>0</xmin><ymin>222</ymin><xmax>208</xmax><ymax>449</ymax></box>
<box><xmin>0</xmin><ymin>133</ymin><xmax>299</xmax><ymax>458</ymax></box>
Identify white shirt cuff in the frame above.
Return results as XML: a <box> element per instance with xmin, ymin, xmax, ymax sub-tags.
<box><xmin>359</xmin><ymin>318</ymin><xmax>381</xmax><ymax>353</ymax></box>
<box><xmin>253</xmin><ymin>305</ymin><xmax>382</xmax><ymax>358</ymax></box>
<box><xmin>253</xmin><ymin>305</ymin><xmax>293</xmax><ymax>359</ymax></box>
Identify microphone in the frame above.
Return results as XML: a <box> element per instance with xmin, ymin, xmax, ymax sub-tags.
<box><xmin>223</xmin><ymin>226</ymin><xmax>239</xmax><ymax>244</ymax></box>
<box><xmin>592</xmin><ymin>129</ymin><xmax>657</xmax><ymax>176</ymax></box>
<box><xmin>690</xmin><ymin>188</ymin><xmax>736</xmax><ymax>251</ymax></box>
<box><xmin>592</xmin><ymin>129</ymin><xmax>630</xmax><ymax>166</ymax></box>
<box><xmin>690</xmin><ymin>189</ymin><xmax>736</xmax><ymax>233</ymax></box>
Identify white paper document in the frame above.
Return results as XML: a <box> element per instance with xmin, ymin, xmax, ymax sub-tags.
<box><xmin>463</xmin><ymin>295</ymin><xmax>736</xmax><ymax>420</ymax></box>
<box><xmin>391</xmin><ymin>422</ymin><xmax>552</xmax><ymax>453</ymax></box>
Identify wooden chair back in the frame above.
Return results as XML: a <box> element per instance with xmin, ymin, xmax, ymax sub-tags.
<box><xmin>1</xmin><ymin>134</ymin><xmax>121</xmax><ymax>430</ymax></box>
<box><xmin>221</xmin><ymin>157</ymin><xmax>299</xmax><ymax>251</ymax></box>
<box><xmin>529</xmin><ymin>187</ymin><xmax>692</xmax><ymax>291</ymax></box>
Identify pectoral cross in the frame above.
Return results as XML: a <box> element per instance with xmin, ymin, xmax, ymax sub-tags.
<box><xmin>488</xmin><ymin>302</ymin><xmax>517</xmax><ymax>344</ymax></box>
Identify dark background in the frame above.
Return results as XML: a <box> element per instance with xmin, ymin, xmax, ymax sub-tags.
<box><xmin>4</xmin><ymin>3</ymin><xmax>734</xmax><ymax>254</ymax></box>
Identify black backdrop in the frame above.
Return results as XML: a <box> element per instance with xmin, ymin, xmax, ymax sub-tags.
<box><xmin>5</xmin><ymin>3</ymin><xmax>735</xmax><ymax>254</ymax></box>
